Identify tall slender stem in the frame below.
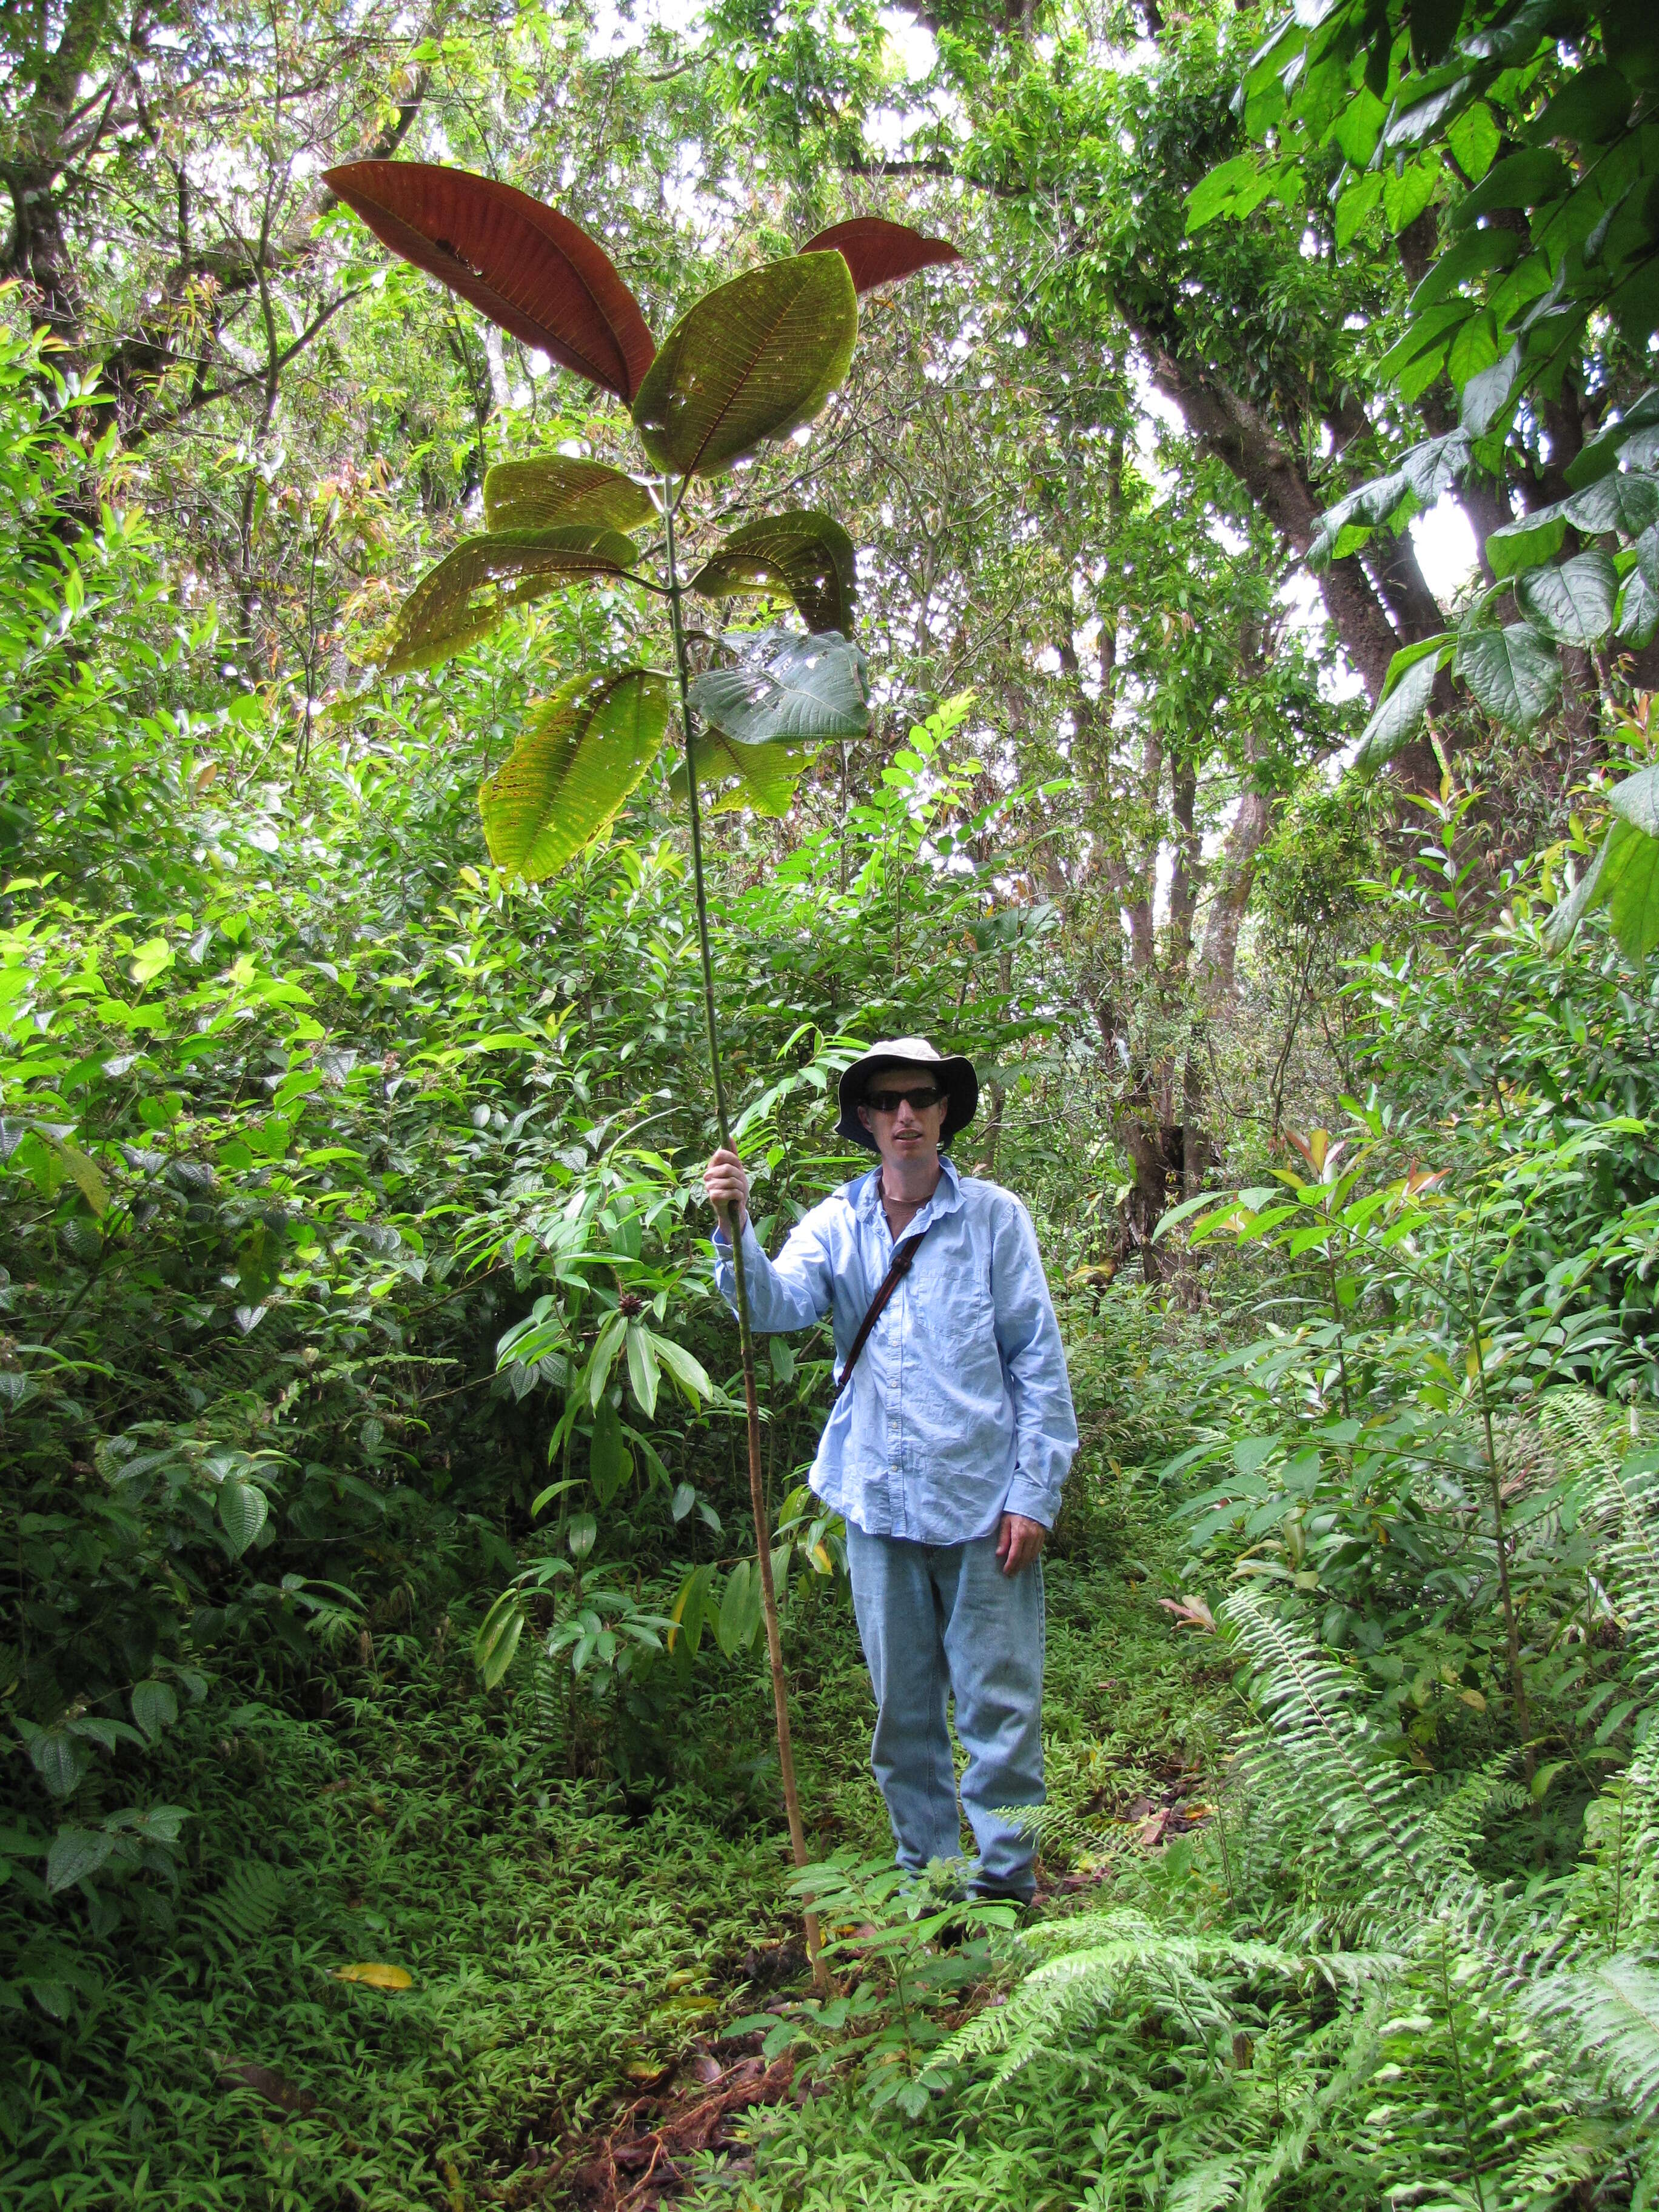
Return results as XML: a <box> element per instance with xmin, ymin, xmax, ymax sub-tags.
<box><xmin>662</xmin><ymin>481</ymin><xmax>825</xmax><ymax>1986</ymax></box>
<box><xmin>1465</xmin><ymin>1259</ymin><xmax>1531</xmax><ymax>1775</ymax></box>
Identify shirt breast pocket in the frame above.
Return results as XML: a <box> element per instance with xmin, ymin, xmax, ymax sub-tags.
<box><xmin>917</xmin><ymin>1246</ymin><xmax>996</xmax><ymax>1369</ymax></box>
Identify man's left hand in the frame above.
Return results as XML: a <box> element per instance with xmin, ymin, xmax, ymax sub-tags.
<box><xmin>996</xmin><ymin>1512</ymin><xmax>1047</xmax><ymax>1576</ymax></box>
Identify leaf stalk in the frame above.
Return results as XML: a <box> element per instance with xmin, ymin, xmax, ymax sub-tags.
<box><xmin>662</xmin><ymin>479</ymin><xmax>825</xmax><ymax>1989</ymax></box>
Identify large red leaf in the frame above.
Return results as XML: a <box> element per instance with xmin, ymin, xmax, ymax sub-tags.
<box><xmin>800</xmin><ymin>218</ymin><xmax>962</xmax><ymax>292</ymax></box>
<box><xmin>324</xmin><ymin>161</ymin><xmax>655</xmax><ymax>401</ymax></box>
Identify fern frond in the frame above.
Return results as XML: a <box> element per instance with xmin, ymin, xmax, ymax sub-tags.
<box><xmin>1422</xmin><ymin>1753</ymin><xmax>1527</xmax><ymax>1865</ymax></box>
<box><xmin>1222</xmin><ymin>1586</ymin><xmax>1456</xmax><ymax>1908</ymax></box>
<box><xmin>1237</xmin><ymin>1986</ymin><xmax>1390</xmax><ymax>2212</ymax></box>
<box><xmin>191</xmin><ymin>1858</ymin><xmax>288</xmax><ymax>1963</ymax></box>
<box><xmin>1538</xmin><ymin>1387</ymin><xmax>1659</xmax><ymax>1691</ymax></box>
<box><xmin>1162</xmin><ymin>2156</ymin><xmax>1242</xmax><ymax>2212</ymax></box>
<box><xmin>947</xmin><ymin>1905</ymin><xmax>1399</xmax><ymax>2083</ymax></box>
<box><xmin>1523</xmin><ymin>1952</ymin><xmax>1659</xmax><ymax>2141</ymax></box>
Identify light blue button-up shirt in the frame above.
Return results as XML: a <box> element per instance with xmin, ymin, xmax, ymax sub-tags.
<box><xmin>712</xmin><ymin>1157</ymin><xmax>1078</xmax><ymax>1543</ymax></box>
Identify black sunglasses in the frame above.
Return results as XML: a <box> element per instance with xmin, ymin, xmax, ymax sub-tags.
<box><xmin>864</xmin><ymin>1085</ymin><xmax>947</xmax><ymax>1114</ymax></box>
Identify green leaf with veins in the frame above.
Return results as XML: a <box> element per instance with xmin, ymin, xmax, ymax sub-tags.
<box><xmin>631</xmin><ymin>254</ymin><xmax>857</xmax><ymax>479</ymax></box>
<box><xmin>590</xmin><ymin>1392</ymin><xmax>634</xmax><ymax>1501</ymax></box>
<box><xmin>672</xmin><ymin>729</ymin><xmax>811</xmax><ymax>817</ymax></box>
<box><xmin>689</xmin><ymin>510</ymin><xmax>856</xmax><ymax>634</ymax></box>
<box><xmin>1455</xmin><ymin>625</ymin><xmax>1562</xmax><ymax>730</ymax></box>
<box><xmin>478</xmin><ymin>666</ymin><xmax>670</xmax><ymax>882</ymax></box>
<box><xmin>1600</xmin><ymin>818</ymin><xmax>1659</xmax><ymax>962</ymax></box>
<box><xmin>688</xmin><ymin>626</ymin><xmax>869</xmax><ymax>747</ymax></box>
<box><xmin>1608</xmin><ymin>764</ymin><xmax>1659</xmax><ymax>840</ymax></box>
<box><xmin>1560</xmin><ymin>469</ymin><xmax>1659</xmax><ymax>539</ymax></box>
<box><xmin>482</xmin><ymin>458</ymin><xmax>655</xmax><ymax>534</ymax></box>
<box><xmin>220</xmin><ymin>1480</ymin><xmax>268</xmax><ymax>1557</ymax></box>
<box><xmin>1515</xmin><ymin>552</ymin><xmax>1619</xmax><ymax>647</ymax></box>
<box><xmin>1353</xmin><ymin>652</ymin><xmax>1437</xmax><ymax>773</ymax></box>
<box><xmin>384</xmin><ymin>528</ymin><xmax>640</xmax><ymax>672</ymax></box>
<box><xmin>47</xmin><ymin>1828</ymin><xmax>115</xmax><ymax>1893</ymax></box>
<box><xmin>1485</xmin><ymin>512</ymin><xmax>1566</xmax><ymax>580</ymax></box>
<box><xmin>130</xmin><ymin>1679</ymin><xmax>178</xmax><ymax>1742</ymax></box>
<box><xmin>1618</xmin><ymin>565</ymin><xmax>1659</xmax><ymax>648</ymax></box>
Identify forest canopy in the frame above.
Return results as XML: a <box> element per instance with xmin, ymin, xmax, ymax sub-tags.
<box><xmin>3</xmin><ymin>0</ymin><xmax>1659</xmax><ymax>2205</ymax></box>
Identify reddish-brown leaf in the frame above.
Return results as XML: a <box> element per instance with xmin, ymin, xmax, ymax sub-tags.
<box><xmin>800</xmin><ymin>218</ymin><xmax>962</xmax><ymax>292</ymax></box>
<box><xmin>324</xmin><ymin>161</ymin><xmax>655</xmax><ymax>401</ymax></box>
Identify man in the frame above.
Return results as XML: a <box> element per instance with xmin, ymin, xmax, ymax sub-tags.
<box><xmin>705</xmin><ymin>1036</ymin><xmax>1077</xmax><ymax>1905</ymax></box>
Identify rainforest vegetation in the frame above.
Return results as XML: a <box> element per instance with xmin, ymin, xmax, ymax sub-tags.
<box><xmin>4</xmin><ymin>0</ymin><xmax>1659</xmax><ymax>2205</ymax></box>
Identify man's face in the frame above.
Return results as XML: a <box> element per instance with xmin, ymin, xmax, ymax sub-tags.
<box><xmin>857</xmin><ymin>1065</ymin><xmax>950</xmax><ymax>1170</ymax></box>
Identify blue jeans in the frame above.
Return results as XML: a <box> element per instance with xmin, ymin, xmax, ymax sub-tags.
<box><xmin>844</xmin><ymin>1523</ymin><xmax>1045</xmax><ymax>1899</ymax></box>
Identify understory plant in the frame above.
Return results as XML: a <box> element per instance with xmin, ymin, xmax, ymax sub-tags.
<box><xmin>939</xmin><ymin>1424</ymin><xmax>1658</xmax><ymax>2209</ymax></box>
<box><xmin>730</xmin><ymin>1854</ymin><xmax>1017</xmax><ymax>2118</ymax></box>
<box><xmin>323</xmin><ymin>158</ymin><xmax>965</xmax><ymax>1969</ymax></box>
<box><xmin>742</xmin><ymin>1391</ymin><xmax>1654</xmax><ymax>2210</ymax></box>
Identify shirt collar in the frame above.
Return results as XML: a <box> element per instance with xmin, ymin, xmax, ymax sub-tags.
<box><xmin>855</xmin><ymin>1153</ymin><xmax>964</xmax><ymax>1229</ymax></box>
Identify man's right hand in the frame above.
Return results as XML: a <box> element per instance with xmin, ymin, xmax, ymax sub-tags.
<box><xmin>704</xmin><ymin>1147</ymin><xmax>749</xmax><ymax>1236</ymax></box>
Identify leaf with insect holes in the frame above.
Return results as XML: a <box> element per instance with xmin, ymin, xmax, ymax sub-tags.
<box><xmin>333</xmin><ymin>1962</ymin><xmax>413</xmax><ymax>1989</ymax></box>
<box><xmin>689</xmin><ymin>626</ymin><xmax>868</xmax><ymax>748</ymax></box>
<box><xmin>324</xmin><ymin>163</ymin><xmax>655</xmax><ymax>400</ymax></box>
<box><xmin>632</xmin><ymin>253</ymin><xmax>856</xmax><ymax>478</ymax></box>
<box><xmin>384</xmin><ymin>528</ymin><xmax>639</xmax><ymax>673</ymax></box>
<box><xmin>483</xmin><ymin>457</ymin><xmax>655</xmax><ymax>534</ymax></box>
<box><xmin>799</xmin><ymin>218</ymin><xmax>962</xmax><ymax>292</ymax></box>
<box><xmin>671</xmin><ymin>730</ymin><xmax>811</xmax><ymax>819</ymax></box>
<box><xmin>479</xmin><ymin>666</ymin><xmax>669</xmax><ymax>882</ymax></box>
<box><xmin>690</xmin><ymin>510</ymin><xmax>856</xmax><ymax>634</ymax></box>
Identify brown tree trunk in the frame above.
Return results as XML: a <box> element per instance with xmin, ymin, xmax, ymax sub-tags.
<box><xmin>1198</xmin><ymin>784</ymin><xmax>1273</xmax><ymax>1000</ymax></box>
<box><xmin>1140</xmin><ymin>335</ymin><xmax>1443</xmax><ymax>791</ymax></box>
<box><xmin>1</xmin><ymin>0</ymin><xmax>118</xmax><ymax>347</ymax></box>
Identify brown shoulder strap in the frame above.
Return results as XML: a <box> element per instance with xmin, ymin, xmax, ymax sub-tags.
<box><xmin>831</xmin><ymin>1228</ymin><xmax>928</xmax><ymax>1403</ymax></box>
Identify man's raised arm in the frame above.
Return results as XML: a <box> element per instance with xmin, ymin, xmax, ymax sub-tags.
<box><xmin>704</xmin><ymin>1147</ymin><xmax>835</xmax><ymax>1336</ymax></box>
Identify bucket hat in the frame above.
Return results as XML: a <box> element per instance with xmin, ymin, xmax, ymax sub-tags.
<box><xmin>834</xmin><ymin>1036</ymin><xmax>979</xmax><ymax>1154</ymax></box>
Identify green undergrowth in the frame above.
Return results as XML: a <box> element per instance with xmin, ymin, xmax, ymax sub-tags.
<box><xmin>4</xmin><ymin>1631</ymin><xmax>786</xmax><ymax>2208</ymax></box>
<box><xmin>1</xmin><ymin>1443</ymin><xmax>1207</xmax><ymax>2211</ymax></box>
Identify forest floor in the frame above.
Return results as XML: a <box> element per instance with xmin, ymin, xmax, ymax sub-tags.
<box><xmin>73</xmin><ymin>1495</ymin><xmax>1224</xmax><ymax>2212</ymax></box>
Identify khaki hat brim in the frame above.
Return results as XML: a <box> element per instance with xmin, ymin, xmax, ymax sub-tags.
<box><xmin>834</xmin><ymin>1042</ymin><xmax>979</xmax><ymax>1153</ymax></box>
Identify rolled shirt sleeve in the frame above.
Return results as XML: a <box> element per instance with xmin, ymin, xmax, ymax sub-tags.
<box><xmin>991</xmin><ymin>1195</ymin><xmax>1079</xmax><ymax>1530</ymax></box>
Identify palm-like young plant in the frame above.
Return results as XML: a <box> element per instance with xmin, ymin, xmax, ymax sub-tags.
<box><xmin>324</xmin><ymin>158</ymin><xmax>962</xmax><ymax>1973</ymax></box>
